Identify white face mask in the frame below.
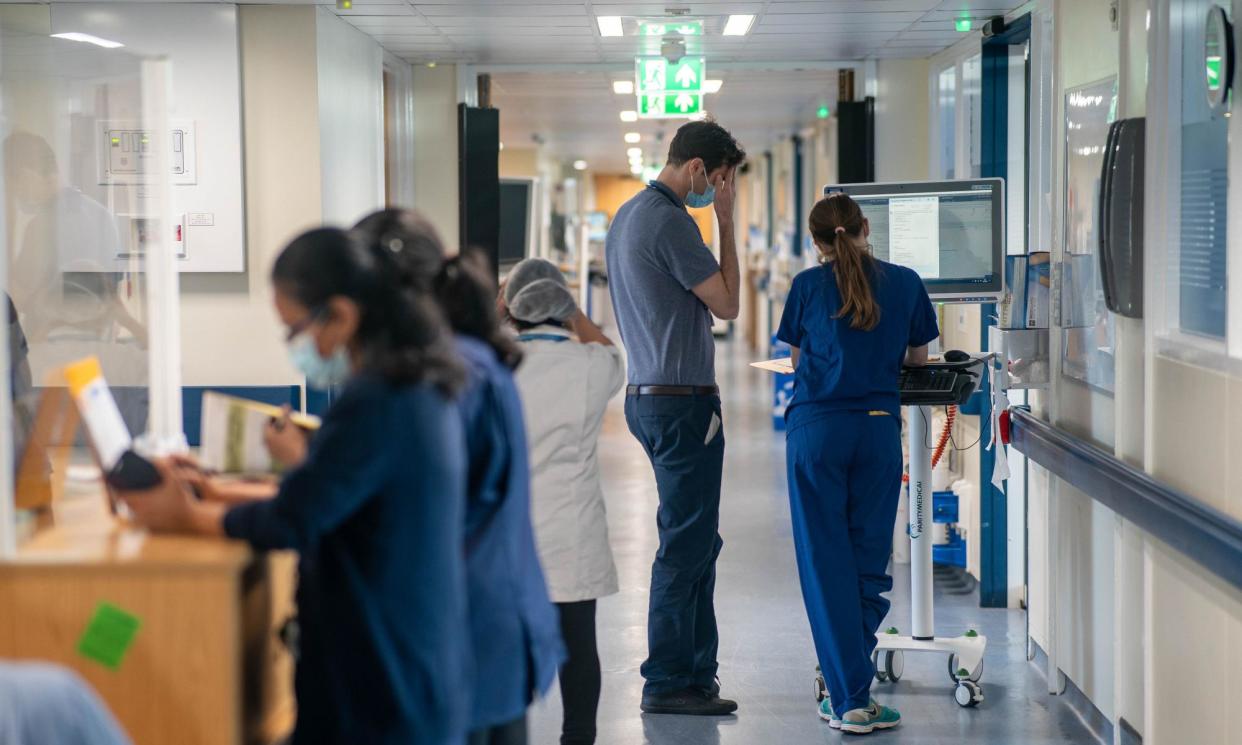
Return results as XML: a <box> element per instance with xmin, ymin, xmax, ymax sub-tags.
<box><xmin>287</xmin><ymin>330</ymin><xmax>350</xmax><ymax>389</ymax></box>
<box><xmin>685</xmin><ymin>166</ymin><xmax>716</xmax><ymax>208</ymax></box>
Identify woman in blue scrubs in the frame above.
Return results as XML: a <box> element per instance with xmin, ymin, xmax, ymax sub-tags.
<box><xmin>118</xmin><ymin>227</ymin><xmax>471</xmax><ymax>745</ymax></box>
<box><xmin>355</xmin><ymin>209</ymin><xmax>564</xmax><ymax>745</ymax></box>
<box><xmin>777</xmin><ymin>193</ymin><xmax>939</xmax><ymax>735</ymax></box>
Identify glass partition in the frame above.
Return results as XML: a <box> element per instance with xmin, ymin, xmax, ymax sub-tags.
<box><xmin>1060</xmin><ymin>77</ymin><xmax>1118</xmax><ymax>394</ymax></box>
<box><xmin>0</xmin><ymin>7</ymin><xmax>170</xmax><ymax>552</ymax></box>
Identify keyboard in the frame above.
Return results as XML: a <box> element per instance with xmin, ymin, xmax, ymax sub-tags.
<box><xmin>899</xmin><ymin>364</ymin><xmax>980</xmax><ymax>406</ymax></box>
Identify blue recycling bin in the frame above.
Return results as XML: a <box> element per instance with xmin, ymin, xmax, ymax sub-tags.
<box><xmin>771</xmin><ymin>335</ymin><xmax>795</xmax><ymax>431</ymax></box>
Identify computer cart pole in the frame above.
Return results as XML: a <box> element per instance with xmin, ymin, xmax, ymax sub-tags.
<box><xmin>908</xmin><ymin>405</ymin><xmax>935</xmax><ymax>640</ymax></box>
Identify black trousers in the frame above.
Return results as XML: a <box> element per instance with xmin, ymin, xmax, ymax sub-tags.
<box><xmin>557</xmin><ymin>599</ymin><xmax>601</xmax><ymax>745</ymax></box>
<box><xmin>466</xmin><ymin>715</ymin><xmax>526</xmax><ymax>745</ymax></box>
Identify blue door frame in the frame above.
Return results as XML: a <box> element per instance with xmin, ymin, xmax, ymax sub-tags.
<box><xmin>978</xmin><ymin>13</ymin><xmax>1031</xmax><ymax>608</ymax></box>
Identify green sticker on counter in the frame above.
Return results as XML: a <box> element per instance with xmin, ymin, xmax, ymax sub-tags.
<box><xmin>77</xmin><ymin>602</ymin><xmax>141</xmax><ymax>670</ymax></box>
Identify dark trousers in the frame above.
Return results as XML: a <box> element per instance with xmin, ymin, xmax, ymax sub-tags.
<box><xmin>556</xmin><ymin>600</ymin><xmax>599</xmax><ymax>745</ymax></box>
<box><xmin>624</xmin><ymin>393</ymin><xmax>725</xmax><ymax>696</ymax></box>
<box><xmin>467</xmin><ymin>715</ymin><xmax>526</xmax><ymax>745</ymax></box>
<box><xmin>786</xmin><ymin>412</ymin><xmax>902</xmax><ymax>716</ymax></box>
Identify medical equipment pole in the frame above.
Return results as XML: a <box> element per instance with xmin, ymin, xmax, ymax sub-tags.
<box><xmin>909</xmin><ymin>405</ymin><xmax>934</xmax><ymax>639</ymax></box>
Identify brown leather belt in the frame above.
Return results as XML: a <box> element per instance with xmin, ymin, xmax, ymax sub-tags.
<box><xmin>626</xmin><ymin>385</ymin><xmax>719</xmax><ymax>396</ymax></box>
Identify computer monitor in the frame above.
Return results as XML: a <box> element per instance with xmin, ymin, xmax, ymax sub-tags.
<box><xmin>498</xmin><ymin>178</ymin><xmax>539</xmax><ymax>271</ymax></box>
<box><xmin>821</xmin><ymin>179</ymin><xmax>1005</xmax><ymax>302</ymax></box>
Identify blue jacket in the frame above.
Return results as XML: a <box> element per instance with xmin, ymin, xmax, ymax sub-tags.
<box><xmin>224</xmin><ymin>375</ymin><xmax>470</xmax><ymax>745</ymax></box>
<box><xmin>455</xmin><ymin>336</ymin><xmax>565</xmax><ymax>728</ymax></box>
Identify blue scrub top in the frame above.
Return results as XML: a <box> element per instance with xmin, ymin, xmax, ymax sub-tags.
<box><xmin>777</xmin><ymin>260</ymin><xmax>939</xmax><ymax>426</ymax></box>
<box><xmin>455</xmin><ymin>335</ymin><xmax>565</xmax><ymax>729</ymax></box>
<box><xmin>224</xmin><ymin>374</ymin><xmax>471</xmax><ymax>745</ymax></box>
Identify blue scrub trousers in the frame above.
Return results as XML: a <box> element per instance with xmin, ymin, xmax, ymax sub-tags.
<box><xmin>625</xmin><ymin>393</ymin><xmax>725</xmax><ymax>696</ymax></box>
<box><xmin>785</xmin><ymin>410</ymin><xmax>902</xmax><ymax>717</ymax></box>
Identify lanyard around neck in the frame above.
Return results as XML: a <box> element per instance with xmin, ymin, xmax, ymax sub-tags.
<box><xmin>517</xmin><ymin>333</ymin><xmax>570</xmax><ymax>343</ymax></box>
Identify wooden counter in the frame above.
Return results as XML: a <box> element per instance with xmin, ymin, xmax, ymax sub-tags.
<box><xmin>0</xmin><ymin>477</ymin><xmax>296</xmax><ymax>745</ymax></box>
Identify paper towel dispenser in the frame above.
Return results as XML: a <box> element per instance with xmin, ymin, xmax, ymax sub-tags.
<box><xmin>1098</xmin><ymin>117</ymin><xmax>1145</xmax><ymax>319</ymax></box>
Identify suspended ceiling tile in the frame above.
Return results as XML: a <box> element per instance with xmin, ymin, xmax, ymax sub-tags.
<box><xmin>417</xmin><ymin>3</ymin><xmax>591</xmax><ymax>16</ymax></box>
<box><xmin>768</xmin><ymin>0</ymin><xmax>941</xmax><ymax>10</ymax></box>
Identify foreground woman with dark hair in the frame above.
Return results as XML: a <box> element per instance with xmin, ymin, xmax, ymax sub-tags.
<box><xmin>116</xmin><ymin>227</ymin><xmax>472</xmax><ymax>745</ymax></box>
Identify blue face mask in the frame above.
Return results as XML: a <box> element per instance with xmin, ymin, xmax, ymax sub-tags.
<box><xmin>288</xmin><ymin>331</ymin><xmax>351</xmax><ymax>389</ymax></box>
<box><xmin>685</xmin><ymin>167</ymin><xmax>716</xmax><ymax>209</ymax></box>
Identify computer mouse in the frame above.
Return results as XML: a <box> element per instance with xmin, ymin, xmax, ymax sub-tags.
<box><xmin>943</xmin><ymin>350</ymin><xmax>971</xmax><ymax>363</ymax></box>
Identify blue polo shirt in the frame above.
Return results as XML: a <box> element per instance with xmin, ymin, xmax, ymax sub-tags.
<box><xmin>606</xmin><ymin>181</ymin><xmax>720</xmax><ymax>386</ymax></box>
<box><xmin>777</xmin><ymin>260</ymin><xmax>939</xmax><ymax>425</ymax></box>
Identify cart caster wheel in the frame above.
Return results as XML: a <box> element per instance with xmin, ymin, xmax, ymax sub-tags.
<box><xmin>954</xmin><ymin>680</ymin><xmax>983</xmax><ymax>707</ymax></box>
<box><xmin>871</xmin><ymin>651</ymin><xmax>889</xmax><ymax>682</ymax></box>
<box><xmin>814</xmin><ymin>668</ymin><xmax>827</xmax><ymax>703</ymax></box>
<box><xmin>876</xmin><ymin>650</ymin><xmax>903</xmax><ymax>683</ymax></box>
<box><xmin>948</xmin><ymin>654</ymin><xmax>983</xmax><ymax>682</ymax></box>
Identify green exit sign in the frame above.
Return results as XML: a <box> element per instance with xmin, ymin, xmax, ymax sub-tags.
<box><xmin>636</xmin><ymin>56</ymin><xmax>705</xmax><ymax>94</ymax></box>
<box><xmin>1207</xmin><ymin>55</ymin><xmax>1223</xmax><ymax>91</ymax></box>
<box><xmin>640</xmin><ymin>19</ymin><xmax>702</xmax><ymax>36</ymax></box>
<box><xmin>639</xmin><ymin>92</ymin><xmax>703</xmax><ymax>118</ymax></box>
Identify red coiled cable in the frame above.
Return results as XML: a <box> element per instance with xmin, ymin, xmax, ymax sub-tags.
<box><xmin>902</xmin><ymin>405</ymin><xmax>958</xmax><ymax>483</ymax></box>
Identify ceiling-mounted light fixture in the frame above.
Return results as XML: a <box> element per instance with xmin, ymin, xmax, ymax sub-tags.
<box><xmin>573</xmin><ymin>159</ymin><xmax>589</xmax><ymax>171</ymax></box>
<box><xmin>597</xmin><ymin>16</ymin><xmax>624</xmax><ymax>37</ymax></box>
<box><xmin>620</xmin><ymin>110</ymin><xmax>639</xmax><ymax>122</ymax></box>
<box><xmin>624</xmin><ymin>132</ymin><xmax>641</xmax><ymax>144</ymax></box>
<box><xmin>613</xmin><ymin>80</ymin><xmax>635</xmax><ymax>94</ymax></box>
<box><xmin>50</xmin><ymin>32</ymin><xmax>124</xmax><ymax>48</ymax></box>
<box><xmin>626</xmin><ymin>147</ymin><xmax>643</xmax><ymax>157</ymax></box>
<box><xmin>630</xmin><ymin>164</ymin><xmax>644</xmax><ymax>175</ymax></box>
<box><xmin>703</xmin><ymin>79</ymin><xmax>723</xmax><ymax>93</ymax></box>
<box><xmin>723</xmin><ymin>14</ymin><xmax>755</xmax><ymax>36</ymax></box>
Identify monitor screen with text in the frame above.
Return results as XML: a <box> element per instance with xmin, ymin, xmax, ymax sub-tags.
<box><xmin>822</xmin><ymin>179</ymin><xmax>1004</xmax><ymax>301</ymax></box>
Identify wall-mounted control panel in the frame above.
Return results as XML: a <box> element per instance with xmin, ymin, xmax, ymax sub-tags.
<box><xmin>99</xmin><ymin>120</ymin><xmax>197</xmax><ymax>185</ymax></box>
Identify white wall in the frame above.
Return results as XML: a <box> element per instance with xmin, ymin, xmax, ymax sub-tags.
<box><xmin>1017</xmin><ymin>0</ymin><xmax>1124</xmax><ymax>724</ymax></box>
<box><xmin>316</xmin><ymin>9</ymin><xmax>384</xmax><ymax>227</ymax></box>
<box><xmin>50</xmin><ymin>3</ymin><xmax>246</xmax><ymax>273</ymax></box>
<box><xmin>412</xmin><ymin>64</ymin><xmax>460</xmax><ymax>252</ymax></box>
<box><xmin>179</xmin><ymin>5</ymin><xmax>321</xmax><ymax>387</ymax></box>
<box><xmin>384</xmin><ymin>51</ymin><xmax>418</xmax><ymax>209</ymax></box>
<box><xmin>874</xmin><ymin>59</ymin><xmax>931</xmax><ymax>182</ymax></box>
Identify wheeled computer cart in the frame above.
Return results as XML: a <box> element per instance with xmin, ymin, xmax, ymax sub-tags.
<box><xmin>814</xmin><ymin>357</ymin><xmax>989</xmax><ymax>709</ymax></box>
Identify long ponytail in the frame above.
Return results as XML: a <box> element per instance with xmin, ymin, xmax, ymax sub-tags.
<box><xmin>808</xmin><ymin>193</ymin><xmax>880</xmax><ymax>331</ymax></box>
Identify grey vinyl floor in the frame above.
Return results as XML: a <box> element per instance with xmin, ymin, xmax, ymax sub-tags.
<box><xmin>527</xmin><ymin>340</ymin><xmax>1100</xmax><ymax>745</ymax></box>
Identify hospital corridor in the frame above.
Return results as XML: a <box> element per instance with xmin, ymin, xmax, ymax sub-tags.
<box><xmin>0</xmin><ymin>1</ymin><xmax>1240</xmax><ymax>745</ymax></box>
<box><xmin>527</xmin><ymin>342</ymin><xmax>1105</xmax><ymax>745</ymax></box>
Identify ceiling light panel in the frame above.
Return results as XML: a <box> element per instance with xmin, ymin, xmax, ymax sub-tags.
<box><xmin>613</xmin><ymin>80</ymin><xmax>634</xmax><ymax>94</ymax></box>
<box><xmin>723</xmin><ymin>14</ymin><xmax>756</xmax><ymax>36</ymax></box>
<box><xmin>597</xmin><ymin>16</ymin><xmax>624</xmax><ymax>37</ymax></box>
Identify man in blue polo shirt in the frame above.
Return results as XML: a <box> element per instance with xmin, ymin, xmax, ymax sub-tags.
<box><xmin>606</xmin><ymin>119</ymin><xmax>745</xmax><ymax>716</ymax></box>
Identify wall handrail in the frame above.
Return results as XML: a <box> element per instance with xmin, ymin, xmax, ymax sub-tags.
<box><xmin>1008</xmin><ymin>407</ymin><xmax>1242</xmax><ymax>594</ymax></box>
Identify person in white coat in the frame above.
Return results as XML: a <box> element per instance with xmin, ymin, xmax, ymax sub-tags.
<box><xmin>502</xmin><ymin>258</ymin><xmax>624</xmax><ymax>745</ymax></box>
